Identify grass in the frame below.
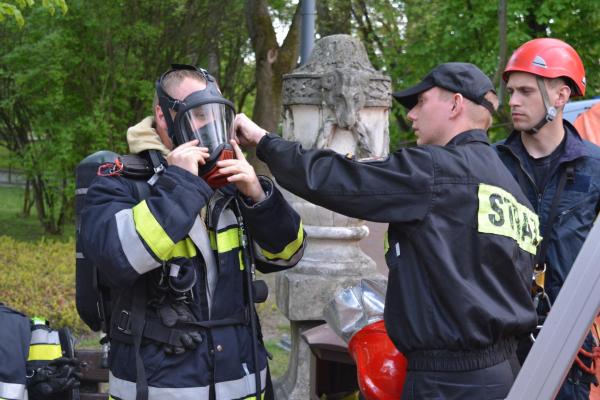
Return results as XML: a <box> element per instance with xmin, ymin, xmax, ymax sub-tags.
<box><xmin>0</xmin><ymin>146</ymin><xmax>11</xmax><ymax>169</ymax></box>
<box><xmin>0</xmin><ymin>185</ymin><xmax>74</xmax><ymax>242</ymax></box>
<box><xmin>264</xmin><ymin>339</ymin><xmax>290</xmax><ymax>379</ymax></box>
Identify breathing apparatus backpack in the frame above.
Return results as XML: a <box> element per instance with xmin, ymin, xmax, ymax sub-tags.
<box><xmin>75</xmin><ymin>150</ymin><xmax>156</xmax><ymax>334</ymax></box>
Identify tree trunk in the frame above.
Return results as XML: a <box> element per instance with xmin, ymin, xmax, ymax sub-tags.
<box><xmin>494</xmin><ymin>0</ymin><xmax>508</xmax><ymax>91</ymax></box>
<box><xmin>246</xmin><ymin>0</ymin><xmax>302</xmax><ymax>131</ymax></box>
<box><xmin>245</xmin><ymin>0</ymin><xmax>302</xmax><ymax>174</ymax></box>
<box><xmin>22</xmin><ymin>179</ymin><xmax>33</xmax><ymax>217</ymax></box>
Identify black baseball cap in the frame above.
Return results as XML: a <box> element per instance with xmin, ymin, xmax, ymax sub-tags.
<box><xmin>392</xmin><ymin>62</ymin><xmax>496</xmax><ymax>114</ymax></box>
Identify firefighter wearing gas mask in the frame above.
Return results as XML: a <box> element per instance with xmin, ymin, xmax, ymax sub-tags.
<box><xmin>80</xmin><ymin>64</ymin><xmax>306</xmax><ymax>400</ymax></box>
<box><xmin>156</xmin><ymin>64</ymin><xmax>237</xmax><ymax>189</ymax></box>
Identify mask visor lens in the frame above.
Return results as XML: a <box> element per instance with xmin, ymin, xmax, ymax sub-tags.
<box><xmin>179</xmin><ymin>103</ymin><xmax>235</xmax><ymax>153</ymax></box>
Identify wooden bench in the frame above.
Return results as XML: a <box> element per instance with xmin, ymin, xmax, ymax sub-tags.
<box><xmin>75</xmin><ymin>350</ymin><xmax>109</xmax><ymax>400</ymax></box>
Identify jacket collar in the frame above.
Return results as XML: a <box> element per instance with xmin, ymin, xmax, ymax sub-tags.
<box><xmin>500</xmin><ymin>119</ymin><xmax>587</xmax><ymax>164</ymax></box>
<box><xmin>445</xmin><ymin>129</ymin><xmax>490</xmax><ymax>147</ymax></box>
<box><xmin>127</xmin><ymin>116</ymin><xmax>171</xmax><ymax>156</ymax></box>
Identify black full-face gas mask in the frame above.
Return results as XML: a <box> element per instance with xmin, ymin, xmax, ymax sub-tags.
<box><xmin>156</xmin><ymin>64</ymin><xmax>236</xmax><ymax>189</ymax></box>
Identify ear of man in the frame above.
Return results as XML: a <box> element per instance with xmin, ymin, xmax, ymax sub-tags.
<box><xmin>450</xmin><ymin>93</ymin><xmax>464</xmax><ymax>115</ymax></box>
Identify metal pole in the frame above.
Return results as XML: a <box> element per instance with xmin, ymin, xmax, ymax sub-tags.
<box><xmin>506</xmin><ymin>217</ymin><xmax>600</xmax><ymax>399</ymax></box>
<box><xmin>300</xmin><ymin>0</ymin><xmax>316</xmax><ymax>66</ymax></box>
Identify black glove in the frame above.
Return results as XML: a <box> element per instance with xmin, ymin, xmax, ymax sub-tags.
<box><xmin>157</xmin><ymin>301</ymin><xmax>203</xmax><ymax>355</ymax></box>
<box><xmin>27</xmin><ymin>357</ymin><xmax>82</xmax><ymax>399</ymax></box>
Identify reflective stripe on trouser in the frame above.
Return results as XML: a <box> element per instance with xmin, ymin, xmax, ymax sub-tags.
<box><xmin>216</xmin><ymin>366</ymin><xmax>267</xmax><ymax>399</ymax></box>
<box><xmin>109</xmin><ymin>367</ymin><xmax>266</xmax><ymax>400</ymax></box>
<box><xmin>0</xmin><ymin>381</ymin><xmax>27</xmax><ymax>400</ymax></box>
<box><xmin>28</xmin><ymin>328</ymin><xmax>61</xmax><ymax>361</ymax></box>
<box><xmin>109</xmin><ymin>371</ymin><xmax>209</xmax><ymax>400</ymax></box>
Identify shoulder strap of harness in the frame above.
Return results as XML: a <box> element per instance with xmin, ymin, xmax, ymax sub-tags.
<box><xmin>534</xmin><ymin>163</ymin><xmax>575</xmax><ymax>293</ymax></box>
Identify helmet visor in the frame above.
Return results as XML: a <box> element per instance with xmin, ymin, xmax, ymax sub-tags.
<box><xmin>177</xmin><ymin>103</ymin><xmax>235</xmax><ymax>153</ymax></box>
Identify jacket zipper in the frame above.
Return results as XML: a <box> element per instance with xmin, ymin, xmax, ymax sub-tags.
<box><xmin>499</xmin><ymin>145</ymin><xmax>545</xmax><ymax>212</ymax></box>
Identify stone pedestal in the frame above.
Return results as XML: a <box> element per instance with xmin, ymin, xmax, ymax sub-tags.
<box><xmin>272</xmin><ymin>35</ymin><xmax>392</xmax><ymax>399</ymax></box>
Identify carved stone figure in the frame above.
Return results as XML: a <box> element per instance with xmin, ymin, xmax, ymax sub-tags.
<box><xmin>273</xmin><ymin>34</ymin><xmax>392</xmax><ymax>399</ymax></box>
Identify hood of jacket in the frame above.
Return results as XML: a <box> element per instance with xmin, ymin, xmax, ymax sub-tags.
<box><xmin>127</xmin><ymin>116</ymin><xmax>170</xmax><ymax>156</ymax></box>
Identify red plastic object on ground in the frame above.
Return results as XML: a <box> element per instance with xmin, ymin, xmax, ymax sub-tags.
<box><xmin>348</xmin><ymin>320</ymin><xmax>408</xmax><ymax>400</ymax></box>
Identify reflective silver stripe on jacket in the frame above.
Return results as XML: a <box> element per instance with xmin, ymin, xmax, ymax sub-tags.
<box><xmin>187</xmin><ymin>215</ymin><xmax>217</xmax><ymax>317</ymax></box>
<box><xmin>0</xmin><ymin>381</ymin><xmax>27</xmax><ymax>400</ymax></box>
<box><xmin>215</xmin><ymin>366</ymin><xmax>267</xmax><ymax>399</ymax></box>
<box><xmin>109</xmin><ymin>372</ymin><xmax>209</xmax><ymax>400</ymax></box>
<box><xmin>252</xmin><ymin>241</ymin><xmax>304</xmax><ymax>267</ymax></box>
<box><xmin>115</xmin><ymin>209</ymin><xmax>161</xmax><ymax>274</ymax></box>
<box><xmin>30</xmin><ymin>329</ymin><xmax>60</xmax><ymax>345</ymax></box>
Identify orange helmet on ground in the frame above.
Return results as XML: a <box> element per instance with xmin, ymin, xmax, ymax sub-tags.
<box><xmin>503</xmin><ymin>38</ymin><xmax>586</xmax><ymax>97</ymax></box>
<box><xmin>348</xmin><ymin>320</ymin><xmax>408</xmax><ymax>400</ymax></box>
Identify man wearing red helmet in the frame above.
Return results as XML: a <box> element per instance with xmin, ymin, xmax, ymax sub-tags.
<box><xmin>496</xmin><ymin>38</ymin><xmax>600</xmax><ymax>399</ymax></box>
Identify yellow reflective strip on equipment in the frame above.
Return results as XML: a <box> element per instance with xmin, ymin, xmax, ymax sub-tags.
<box><xmin>27</xmin><ymin>344</ymin><xmax>62</xmax><ymax>361</ymax></box>
<box><xmin>132</xmin><ymin>200</ymin><xmax>197</xmax><ymax>260</ymax></box>
<box><xmin>31</xmin><ymin>317</ymin><xmax>47</xmax><ymax>326</ymax></box>
<box><xmin>216</xmin><ymin>228</ymin><xmax>240</xmax><ymax>253</ymax></box>
<box><xmin>384</xmin><ymin>231</ymin><xmax>389</xmax><ymax>254</ymax></box>
<box><xmin>477</xmin><ymin>183</ymin><xmax>541</xmax><ymax>255</ymax></box>
<box><xmin>239</xmin><ymin>250</ymin><xmax>245</xmax><ymax>270</ymax></box>
<box><xmin>260</xmin><ymin>222</ymin><xmax>304</xmax><ymax>261</ymax></box>
<box><xmin>209</xmin><ymin>230</ymin><xmax>217</xmax><ymax>251</ymax></box>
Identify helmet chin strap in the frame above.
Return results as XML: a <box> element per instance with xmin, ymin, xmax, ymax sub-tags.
<box><xmin>525</xmin><ymin>77</ymin><xmax>557</xmax><ymax>135</ymax></box>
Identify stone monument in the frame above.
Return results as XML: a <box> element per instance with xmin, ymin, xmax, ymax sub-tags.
<box><xmin>273</xmin><ymin>34</ymin><xmax>392</xmax><ymax>399</ymax></box>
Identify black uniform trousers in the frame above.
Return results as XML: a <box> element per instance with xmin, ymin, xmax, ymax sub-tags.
<box><xmin>401</xmin><ymin>356</ymin><xmax>519</xmax><ymax>400</ymax></box>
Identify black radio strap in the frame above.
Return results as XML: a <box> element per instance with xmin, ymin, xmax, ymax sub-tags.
<box><xmin>131</xmin><ymin>279</ymin><xmax>148</xmax><ymax>400</ymax></box>
<box><xmin>536</xmin><ymin>164</ymin><xmax>575</xmax><ymax>269</ymax></box>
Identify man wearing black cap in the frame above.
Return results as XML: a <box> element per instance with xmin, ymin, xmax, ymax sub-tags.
<box><xmin>233</xmin><ymin>62</ymin><xmax>539</xmax><ymax>399</ymax></box>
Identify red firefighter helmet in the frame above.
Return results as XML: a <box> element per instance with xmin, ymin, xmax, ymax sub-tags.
<box><xmin>503</xmin><ymin>38</ymin><xmax>586</xmax><ymax>97</ymax></box>
<box><xmin>347</xmin><ymin>320</ymin><xmax>408</xmax><ymax>400</ymax></box>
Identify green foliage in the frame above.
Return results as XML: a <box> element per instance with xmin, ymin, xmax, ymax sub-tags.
<box><xmin>0</xmin><ymin>186</ymin><xmax>80</xmax><ymax>331</ymax></box>
<box><xmin>0</xmin><ymin>0</ymin><xmax>67</xmax><ymax>27</ymax></box>
<box><xmin>352</xmin><ymin>0</ymin><xmax>600</xmax><ymax>146</ymax></box>
<box><xmin>0</xmin><ymin>0</ymin><xmax>255</xmax><ymax>234</ymax></box>
<box><xmin>0</xmin><ymin>235</ymin><xmax>86</xmax><ymax>332</ymax></box>
<box><xmin>1</xmin><ymin>0</ymin><xmax>599</xmax><ymax>235</ymax></box>
<box><xmin>0</xmin><ymin>145</ymin><xmax>12</xmax><ymax>169</ymax></box>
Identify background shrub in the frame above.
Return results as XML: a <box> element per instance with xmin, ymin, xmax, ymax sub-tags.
<box><xmin>0</xmin><ymin>235</ymin><xmax>86</xmax><ymax>333</ymax></box>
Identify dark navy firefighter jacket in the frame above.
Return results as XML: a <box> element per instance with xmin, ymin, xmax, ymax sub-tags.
<box><xmin>0</xmin><ymin>304</ymin><xmax>31</xmax><ymax>400</ymax></box>
<box><xmin>81</xmin><ymin>159</ymin><xmax>305</xmax><ymax>399</ymax></box>
<box><xmin>257</xmin><ymin>129</ymin><xmax>538</xmax><ymax>365</ymax></box>
<box><xmin>495</xmin><ymin>121</ymin><xmax>600</xmax><ymax>304</ymax></box>
<box><xmin>495</xmin><ymin>122</ymin><xmax>600</xmax><ymax>390</ymax></box>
